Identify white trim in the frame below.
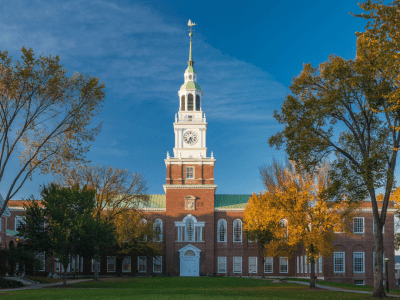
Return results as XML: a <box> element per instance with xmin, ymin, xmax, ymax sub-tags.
<box><xmin>297</xmin><ymin>256</ymin><xmax>299</xmax><ymax>273</ymax></box>
<box><xmin>218</xmin><ymin>257</ymin><xmax>227</xmax><ymax>273</ymax></box>
<box><xmin>353</xmin><ymin>252</ymin><xmax>365</xmax><ymax>273</ymax></box>
<box><xmin>233</xmin><ymin>256</ymin><xmax>242</xmax><ymax>273</ymax></box>
<box><xmin>163</xmin><ymin>184</ymin><xmax>217</xmax><ymax>192</ymax></box>
<box><xmin>334</xmin><ymin>252</ymin><xmax>345</xmax><ymax>273</ymax></box>
<box><xmin>153</xmin><ymin>218</ymin><xmax>163</xmax><ymax>242</ymax></box>
<box><xmin>233</xmin><ymin>219</ymin><xmax>242</xmax><ymax>242</ymax></box>
<box><xmin>264</xmin><ymin>257</ymin><xmax>273</xmax><ymax>273</ymax></box>
<box><xmin>217</xmin><ymin>219</ymin><xmax>227</xmax><ymax>242</ymax></box>
<box><xmin>249</xmin><ymin>257</ymin><xmax>257</xmax><ymax>274</ymax></box>
<box><xmin>353</xmin><ymin>217</ymin><xmax>364</xmax><ymax>233</ymax></box>
<box><xmin>186</xmin><ymin>166</ymin><xmax>195</xmax><ymax>179</ymax></box>
<box><xmin>137</xmin><ymin>208</ymin><xmax>166</xmax><ymax>212</ymax></box>
<box><xmin>279</xmin><ymin>257</ymin><xmax>288</xmax><ymax>273</ymax></box>
<box><xmin>153</xmin><ymin>256</ymin><xmax>162</xmax><ymax>273</ymax></box>
<box><xmin>214</xmin><ymin>208</ymin><xmax>245</xmax><ymax>212</ymax></box>
<box><xmin>91</xmin><ymin>259</ymin><xmax>101</xmax><ymax>273</ymax></box>
<box><xmin>138</xmin><ymin>256</ymin><xmax>147</xmax><ymax>273</ymax></box>
<box><xmin>107</xmin><ymin>256</ymin><xmax>116</xmax><ymax>272</ymax></box>
<box><xmin>319</xmin><ymin>257</ymin><xmax>322</xmax><ymax>273</ymax></box>
<box><xmin>122</xmin><ymin>257</ymin><xmax>131</xmax><ymax>273</ymax></box>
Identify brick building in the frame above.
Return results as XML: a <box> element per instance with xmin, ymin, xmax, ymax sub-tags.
<box><xmin>0</xmin><ymin>23</ymin><xmax>396</xmax><ymax>287</ymax></box>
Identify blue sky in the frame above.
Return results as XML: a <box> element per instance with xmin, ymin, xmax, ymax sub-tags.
<box><xmin>1</xmin><ymin>0</ymin><xmax>370</xmax><ymax>197</ymax></box>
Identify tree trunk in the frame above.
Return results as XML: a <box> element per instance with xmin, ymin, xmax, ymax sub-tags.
<box><xmin>94</xmin><ymin>259</ymin><xmax>99</xmax><ymax>281</ymax></box>
<box><xmin>261</xmin><ymin>257</ymin><xmax>265</xmax><ymax>279</ymax></box>
<box><xmin>63</xmin><ymin>264</ymin><xmax>67</xmax><ymax>286</ymax></box>
<box><xmin>310</xmin><ymin>260</ymin><xmax>316</xmax><ymax>288</ymax></box>
<box><xmin>373</xmin><ymin>221</ymin><xmax>386</xmax><ymax>298</ymax></box>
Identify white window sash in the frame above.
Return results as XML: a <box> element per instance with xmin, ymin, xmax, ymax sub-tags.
<box><xmin>153</xmin><ymin>256</ymin><xmax>162</xmax><ymax>273</ymax></box>
<box><xmin>107</xmin><ymin>256</ymin><xmax>116</xmax><ymax>272</ymax></box>
<box><xmin>353</xmin><ymin>252</ymin><xmax>365</xmax><ymax>273</ymax></box>
<box><xmin>233</xmin><ymin>219</ymin><xmax>242</xmax><ymax>242</ymax></box>
<box><xmin>122</xmin><ymin>257</ymin><xmax>131</xmax><ymax>273</ymax></box>
<box><xmin>249</xmin><ymin>257</ymin><xmax>257</xmax><ymax>274</ymax></box>
<box><xmin>91</xmin><ymin>259</ymin><xmax>101</xmax><ymax>273</ymax></box>
<box><xmin>334</xmin><ymin>252</ymin><xmax>345</xmax><ymax>273</ymax></box>
<box><xmin>138</xmin><ymin>256</ymin><xmax>147</xmax><ymax>273</ymax></box>
<box><xmin>264</xmin><ymin>257</ymin><xmax>273</xmax><ymax>273</ymax></box>
<box><xmin>353</xmin><ymin>217</ymin><xmax>364</xmax><ymax>233</ymax></box>
<box><xmin>300</xmin><ymin>256</ymin><xmax>303</xmax><ymax>273</ymax></box>
<box><xmin>319</xmin><ymin>257</ymin><xmax>322</xmax><ymax>273</ymax></box>
<box><xmin>186</xmin><ymin>167</ymin><xmax>194</xmax><ymax>179</ymax></box>
<box><xmin>218</xmin><ymin>257</ymin><xmax>227</xmax><ymax>273</ymax></box>
<box><xmin>197</xmin><ymin>226</ymin><xmax>202</xmax><ymax>242</ymax></box>
<box><xmin>304</xmin><ymin>256</ymin><xmax>307</xmax><ymax>273</ymax></box>
<box><xmin>233</xmin><ymin>257</ymin><xmax>242</xmax><ymax>273</ymax></box>
<box><xmin>279</xmin><ymin>257</ymin><xmax>288</xmax><ymax>273</ymax></box>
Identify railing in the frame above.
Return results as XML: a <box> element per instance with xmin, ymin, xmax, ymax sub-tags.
<box><xmin>175</xmin><ymin>116</ymin><xmax>206</xmax><ymax>123</ymax></box>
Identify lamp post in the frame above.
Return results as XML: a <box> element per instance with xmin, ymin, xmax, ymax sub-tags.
<box><xmin>385</xmin><ymin>257</ymin><xmax>389</xmax><ymax>294</ymax></box>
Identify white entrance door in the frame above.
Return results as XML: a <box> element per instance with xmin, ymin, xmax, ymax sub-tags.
<box><xmin>180</xmin><ymin>250</ymin><xmax>199</xmax><ymax>276</ymax></box>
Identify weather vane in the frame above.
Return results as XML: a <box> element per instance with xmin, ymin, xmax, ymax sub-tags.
<box><xmin>188</xmin><ymin>19</ymin><xmax>197</xmax><ymax>39</ymax></box>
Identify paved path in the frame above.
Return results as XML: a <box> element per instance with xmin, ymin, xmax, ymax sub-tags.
<box><xmin>285</xmin><ymin>280</ymin><xmax>400</xmax><ymax>298</ymax></box>
<box><xmin>0</xmin><ymin>278</ymin><xmax>92</xmax><ymax>292</ymax></box>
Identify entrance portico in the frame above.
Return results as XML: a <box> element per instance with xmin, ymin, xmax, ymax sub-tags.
<box><xmin>179</xmin><ymin>244</ymin><xmax>200</xmax><ymax>276</ymax></box>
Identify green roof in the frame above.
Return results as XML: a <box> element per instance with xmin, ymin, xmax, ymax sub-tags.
<box><xmin>185</xmin><ymin>66</ymin><xmax>197</xmax><ymax>74</ymax></box>
<box><xmin>214</xmin><ymin>195</ymin><xmax>250</xmax><ymax>209</ymax></box>
<box><xmin>6</xmin><ymin>229</ymin><xmax>18</xmax><ymax>236</ymax></box>
<box><xmin>180</xmin><ymin>81</ymin><xmax>201</xmax><ymax>91</ymax></box>
<box><xmin>137</xmin><ymin>194</ymin><xmax>166</xmax><ymax>209</ymax></box>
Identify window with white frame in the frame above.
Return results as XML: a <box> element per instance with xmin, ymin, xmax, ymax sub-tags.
<box><xmin>355</xmin><ymin>279</ymin><xmax>365</xmax><ymax>285</ymax></box>
<box><xmin>177</xmin><ymin>226</ymin><xmax>183</xmax><ymax>242</ymax></box>
<box><xmin>304</xmin><ymin>256</ymin><xmax>307</xmax><ymax>273</ymax></box>
<box><xmin>196</xmin><ymin>226</ymin><xmax>202</xmax><ymax>242</ymax></box>
<box><xmin>186</xmin><ymin>167</ymin><xmax>194</xmax><ymax>179</ymax></box>
<box><xmin>233</xmin><ymin>219</ymin><xmax>242</xmax><ymax>242</ymax></box>
<box><xmin>15</xmin><ymin>216</ymin><xmax>25</xmax><ymax>231</ymax></box>
<box><xmin>35</xmin><ymin>252</ymin><xmax>45</xmax><ymax>271</ymax></box>
<box><xmin>297</xmin><ymin>256</ymin><xmax>299</xmax><ymax>273</ymax></box>
<box><xmin>264</xmin><ymin>257</ymin><xmax>273</xmax><ymax>273</ymax></box>
<box><xmin>122</xmin><ymin>257</ymin><xmax>131</xmax><ymax>273</ymax></box>
<box><xmin>218</xmin><ymin>257</ymin><xmax>227</xmax><ymax>273</ymax></box>
<box><xmin>279</xmin><ymin>257</ymin><xmax>288</xmax><ymax>273</ymax></box>
<box><xmin>91</xmin><ymin>259</ymin><xmax>101</xmax><ymax>272</ymax></box>
<box><xmin>249</xmin><ymin>257</ymin><xmax>257</xmax><ymax>274</ymax></box>
<box><xmin>353</xmin><ymin>252</ymin><xmax>365</xmax><ymax>273</ymax></box>
<box><xmin>217</xmin><ymin>219</ymin><xmax>227</xmax><ymax>242</ymax></box>
<box><xmin>353</xmin><ymin>217</ymin><xmax>364</xmax><ymax>233</ymax></box>
<box><xmin>185</xmin><ymin>218</ymin><xmax>195</xmax><ymax>242</ymax></box>
<box><xmin>139</xmin><ymin>219</ymin><xmax>147</xmax><ymax>242</ymax></box>
<box><xmin>138</xmin><ymin>256</ymin><xmax>147</xmax><ymax>273</ymax></box>
<box><xmin>153</xmin><ymin>219</ymin><xmax>163</xmax><ymax>242</ymax></box>
<box><xmin>107</xmin><ymin>256</ymin><xmax>116</xmax><ymax>272</ymax></box>
<box><xmin>315</xmin><ymin>260</ymin><xmax>317</xmax><ymax>273</ymax></box>
<box><xmin>334</xmin><ymin>252</ymin><xmax>345</xmax><ymax>273</ymax></box>
<box><xmin>373</xmin><ymin>217</ymin><xmax>384</xmax><ymax>234</ymax></box>
<box><xmin>319</xmin><ymin>257</ymin><xmax>322</xmax><ymax>273</ymax></box>
<box><xmin>233</xmin><ymin>257</ymin><xmax>242</xmax><ymax>273</ymax></box>
<box><xmin>301</xmin><ymin>256</ymin><xmax>303</xmax><ymax>273</ymax></box>
<box><xmin>153</xmin><ymin>256</ymin><xmax>162</xmax><ymax>273</ymax></box>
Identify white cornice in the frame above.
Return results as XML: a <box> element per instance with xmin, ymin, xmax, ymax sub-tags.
<box><xmin>163</xmin><ymin>184</ymin><xmax>217</xmax><ymax>193</ymax></box>
<box><xmin>214</xmin><ymin>208</ymin><xmax>245</xmax><ymax>212</ymax></box>
<box><xmin>137</xmin><ymin>208</ymin><xmax>166</xmax><ymax>212</ymax></box>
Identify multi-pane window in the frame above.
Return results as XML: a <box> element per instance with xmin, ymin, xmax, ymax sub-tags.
<box><xmin>107</xmin><ymin>256</ymin><xmax>116</xmax><ymax>272</ymax></box>
<box><xmin>186</xmin><ymin>167</ymin><xmax>194</xmax><ymax>179</ymax></box>
<box><xmin>233</xmin><ymin>219</ymin><xmax>242</xmax><ymax>242</ymax></box>
<box><xmin>279</xmin><ymin>257</ymin><xmax>288</xmax><ymax>273</ymax></box>
<box><xmin>218</xmin><ymin>257</ymin><xmax>227</xmax><ymax>273</ymax></box>
<box><xmin>334</xmin><ymin>252</ymin><xmax>345</xmax><ymax>273</ymax></box>
<box><xmin>217</xmin><ymin>219</ymin><xmax>227</xmax><ymax>242</ymax></box>
<box><xmin>319</xmin><ymin>257</ymin><xmax>322</xmax><ymax>273</ymax></box>
<box><xmin>249</xmin><ymin>257</ymin><xmax>257</xmax><ymax>274</ymax></box>
<box><xmin>153</xmin><ymin>219</ymin><xmax>163</xmax><ymax>242</ymax></box>
<box><xmin>264</xmin><ymin>257</ymin><xmax>273</xmax><ymax>273</ymax></box>
<box><xmin>353</xmin><ymin>217</ymin><xmax>364</xmax><ymax>233</ymax></box>
<box><xmin>91</xmin><ymin>259</ymin><xmax>101</xmax><ymax>272</ymax></box>
<box><xmin>15</xmin><ymin>216</ymin><xmax>25</xmax><ymax>231</ymax></box>
<box><xmin>138</xmin><ymin>256</ymin><xmax>147</xmax><ymax>273</ymax></box>
<box><xmin>233</xmin><ymin>257</ymin><xmax>242</xmax><ymax>273</ymax></box>
<box><xmin>122</xmin><ymin>257</ymin><xmax>131</xmax><ymax>273</ymax></box>
<box><xmin>355</xmin><ymin>279</ymin><xmax>365</xmax><ymax>285</ymax></box>
<box><xmin>196</xmin><ymin>227</ymin><xmax>202</xmax><ymax>242</ymax></box>
<box><xmin>177</xmin><ymin>226</ymin><xmax>183</xmax><ymax>242</ymax></box>
<box><xmin>181</xmin><ymin>96</ymin><xmax>185</xmax><ymax>111</ymax></box>
<box><xmin>35</xmin><ymin>252</ymin><xmax>45</xmax><ymax>271</ymax></box>
<box><xmin>185</xmin><ymin>218</ymin><xmax>195</xmax><ymax>242</ymax></box>
<box><xmin>195</xmin><ymin>95</ymin><xmax>201</xmax><ymax>111</ymax></box>
<box><xmin>301</xmin><ymin>256</ymin><xmax>303</xmax><ymax>273</ymax></box>
<box><xmin>353</xmin><ymin>252</ymin><xmax>365</xmax><ymax>273</ymax></box>
<box><xmin>304</xmin><ymin>256</ymin><xmax>307</xmax><ymax>273</ymax></box>
<box><xmin>153</xmin><ymin>256</ymin><xmax>162</xmax><ymax>273</ymax></box>
<box><xmin>297</xmin><ymin>256</ymin><xmax>299</xmax><ymax>273</ymax></box>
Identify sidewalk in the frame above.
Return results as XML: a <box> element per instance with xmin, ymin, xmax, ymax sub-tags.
<box><xmin>0</xmin><ymin>278</ymin><xmax>92</xmax><ymax>292</ymax></box>
<box><xmin>286</xmin><ymin>280</ymin><xmax>400</xmax><ymax>298</ymax></box>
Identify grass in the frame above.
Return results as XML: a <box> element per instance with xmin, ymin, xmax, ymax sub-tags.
<box><xmin>0</xmin><ymin>276</ymin><xmax>388</xmax><ymax>299</ymax></box>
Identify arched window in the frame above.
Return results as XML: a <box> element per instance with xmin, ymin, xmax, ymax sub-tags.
<box><xmin>181</xmin><ymin>95</ymin><xmax>185</xmax><ymax>111</ymax></box>
<box><xmin>280</xmin><ymin>219</ymin><xmax>288</xmax><ymax>237</ymax></box>
<box><xmin>153</xmin><ymin>218</ymin><xmax>163</xmax><ymax>242</ymax></box>
<box><xmin>187</xmin><ymin>94</ymin><xmax>194</xmax><ymax>111</ymax></box>
<box><xmin>185</xmin><ymin>217</ymin><xmax>195</xmax><ymax>242</ymax></box>
<box><xmin>139</xmin><ymin>218</ymin><xmax>147</xmax><ymax>242</ymax></box>
<box><xmin>195</xmin><ymin>95</ymin><xmax>201</xmax><ymax>111</ymax></box>
<box><xmin>233</xmin><ymin>219</ymin><xmax>242</xmax><ymax>242</ymax></box>
<box><xmin>217</xmin><ymin>219</ymin><xmax>227</xmax><ymax>242</ymax></box>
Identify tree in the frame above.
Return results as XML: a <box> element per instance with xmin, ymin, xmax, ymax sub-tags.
<box><xmin>0</xmin><ymin>47</ymin><xmax>105</xmax><ymax>218</ymax></box>
<box><xmin>56</xmin><ymin>164</ymin><xmax>148</xmax><ymax>222</ymax></box>
<box><xmin>244</xmin><ymin>160</ymin><xmax>358</xmax><ymax>288</ymax></box>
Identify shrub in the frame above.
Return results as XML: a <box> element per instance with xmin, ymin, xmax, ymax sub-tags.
<box><xmin>0</xmin><ymin>278</ymin><xmax>24</xmax><ymax>289</ymax></box>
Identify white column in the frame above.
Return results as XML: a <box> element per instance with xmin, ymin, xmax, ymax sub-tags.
<box><xmin>175</xmin><ymin>129</ymin><xmax>178</xmax><ymax>148</ymax></box>
<box><xmin>203</xmin><ymin>129</ymin><xmax>206</xmax><ymax>148</ymax></box>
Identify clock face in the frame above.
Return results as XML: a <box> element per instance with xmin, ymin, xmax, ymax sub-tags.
<box><xmin>183</xmin><ymin>131</ymin><xmax>198</xmax><ymax>145</ymax></box>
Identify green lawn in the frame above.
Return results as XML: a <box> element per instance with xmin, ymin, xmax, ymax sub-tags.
<box><xmin>0</xmin><ymin>277</ymin><xmax>384</xmax><ymax>299</ymax></box>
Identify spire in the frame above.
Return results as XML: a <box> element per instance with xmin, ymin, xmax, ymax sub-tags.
<box><xmin>187</xmin><ymin>19</ymin><xmax>196</xmax><ymax>70</ymax></box>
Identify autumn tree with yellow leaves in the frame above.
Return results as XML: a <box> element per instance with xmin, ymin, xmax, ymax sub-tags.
<box><xmin>244</xmin><ymin>160</ymin><xmax>359</xmax><ymax>288</ymax></box>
